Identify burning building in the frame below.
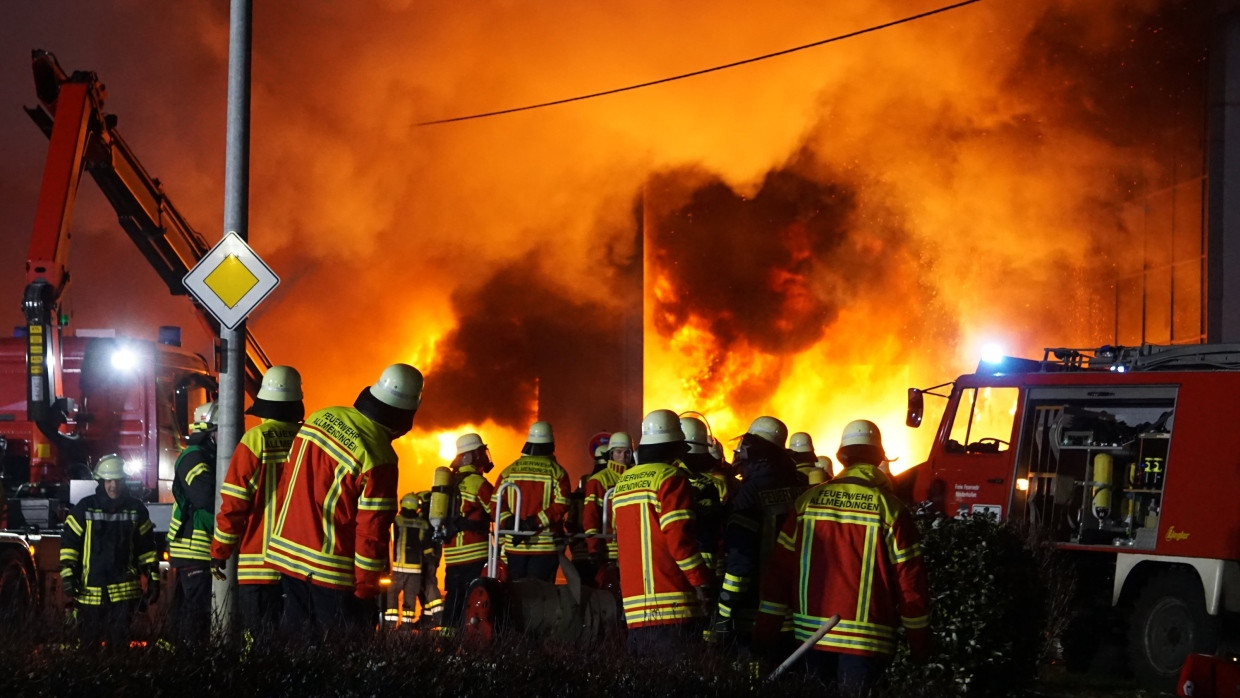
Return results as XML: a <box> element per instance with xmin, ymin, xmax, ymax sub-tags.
<box><xmin>0</xmin><ymin>1</ymin><xmax>1226</xmax><ymax>492</ymax></box>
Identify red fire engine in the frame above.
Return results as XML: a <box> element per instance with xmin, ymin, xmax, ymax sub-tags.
<box><xmin>0</xmin><ymin>50</ymin><xmax>270</xmax><ymax>622</ymax></box>
<box><xmin>905</xmin><ymin>343</ymin><xmax>1240</xmax><ymax>687</ymax></box>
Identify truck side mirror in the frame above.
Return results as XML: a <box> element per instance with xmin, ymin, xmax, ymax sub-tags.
<box><xmin>906</xmin><ymin>388</ymin><xmax>924</xmax><ymax>428</ymax></box>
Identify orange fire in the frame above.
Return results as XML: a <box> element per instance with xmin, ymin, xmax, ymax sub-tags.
<box><xmin>4</xmin><ymin>2</ymin><xmax>1208</xmax><ymax>493</ymax></box>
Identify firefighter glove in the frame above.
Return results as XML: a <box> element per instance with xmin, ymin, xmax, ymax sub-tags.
<box><xmin>145</xmin><ymin>576</ymin><xmax>161</xmax><ymax>605</ymax></box>
<box><xmin>62</xmin><ymin>576</ymin><xmax>79</xmax><ymax>600</ymax></box>
<box><xmin>354</xmin><ymin>580</ymin><xmax>382</xmax><ymax>600</ymax></box>
<box><xmin>210</xmin><ymin>556</ymin><xmax>227</xmax><ymax>581</ymax></box>
<box><xmin>694</xmin><ymin>584</ymin><xmax>717</xmax><ymax>609</ymax></box>
<box><xmin>519</xmin><ymin>515</ymin><xmax>543</xmax><ymax>532</ymax></box>
<box><xmin>907</xmin><ymin>626</ymin><xmax>932</xmax><ymax>664</ymax></box>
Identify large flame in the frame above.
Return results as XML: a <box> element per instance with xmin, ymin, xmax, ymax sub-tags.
<box><xmin>0</xmin><ymin>1</ymin><xmax>1211</xmax><ymax>494</ymax></box>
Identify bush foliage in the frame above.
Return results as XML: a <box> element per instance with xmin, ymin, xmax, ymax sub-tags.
<box><xmin>885</xmin><ymin>513</ymin><xmax>1077</xmax><ymax>697</ymax></box>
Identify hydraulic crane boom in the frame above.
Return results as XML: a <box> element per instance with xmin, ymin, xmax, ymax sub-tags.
<box><xmin>23</xmin><ymin>49</ymin><xmax>270</xmax><ymax>415</ymax></box>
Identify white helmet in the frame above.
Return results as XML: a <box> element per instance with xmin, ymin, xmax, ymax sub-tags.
<box><xmin>608</xmin><ymin>432</ymin><xmax>632</xmax><ymax>451</ymax></box>
<box><xmin>789</xmin><ymin>432</ymin><xmax>814</xmax><ymax>454</ymax></box>
<box><xmin>456</xmin><ymin>432</ymin><xmax>484</xmax><ymax>455</ymax></box>
<box><xmin>840</xmin><ymin>419</ymin><xmax>884</xmax><ymax>450</ymax></box>
<box><xmin>747</xmin><ymin>416</ymin><xmax>788</xmax><ymax>448</ymax></box>
<box><xmin>191</xmin><ymin>402</ymin><xmax>218</xmax><ymax>432</ymax></box>
<box><xmin>640</xmin><ymin>409</ymin><xmax>684</xmax><ymax>445</ymax></box>
<box><xmin>817</xmin><ymin>455</ymin><xmax>834</xmax><ymax>475</ymax></box>
<box><xmin>370</xmin><ymin>364</ymin><xmax>423</xmax><ymax>411</ymax></box>
<box><xmin>94</xmin><ymin>454</ymin><xmax>126</xmax><ymax>481</ymax></box>
<box><xmin>527</xmin><ymin>421</ymin><xmax>554</xmax><ymax>444</ymax></box>
<box><xmin>680</xmin><ymin>417</ymin><xmax>710</xmax><ymax>455</ymax></box>
<box><xmin>258</xmin><ymin>365</ymin><xmax>303</xmax><ymax>401</ymax></box>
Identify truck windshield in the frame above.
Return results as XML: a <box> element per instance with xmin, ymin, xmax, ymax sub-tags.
<box><xmin>947</xmin><ymin>386</ymin><xmax>1019</xmax><ymax>454</ymax></box>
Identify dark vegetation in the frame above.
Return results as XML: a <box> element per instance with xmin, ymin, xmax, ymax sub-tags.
<box><xmin>0</xmin><ymin>515</ymin><xmax>1139</xmax><ymax>697</ymax></box>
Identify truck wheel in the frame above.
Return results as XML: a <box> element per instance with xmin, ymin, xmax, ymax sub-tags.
<box><xmin>463</xmin><ymin>577</ymin><xmax>504</xmax><ymax>645</ymax></box>
<box><xmin>0</xmin><ymin>548</ymin><xmax>35</xmax><ymax>627</ymax></box>
<box><xmin>1127</xmin><ymin>569</ymin><xmax>1220</xmax><ymax>689</ymax></box>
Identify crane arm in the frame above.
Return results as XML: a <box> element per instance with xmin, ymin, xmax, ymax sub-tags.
<box><xmin>24</xmin><ymin>50</ymin><xmax>270</xmax><ymax>399</ymax></box>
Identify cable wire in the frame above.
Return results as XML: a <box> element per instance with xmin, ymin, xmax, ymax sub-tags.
<box><xmin>417</xmin><ymin>0</ymin><xmax>981</xmax><ymax>127</ymax></box>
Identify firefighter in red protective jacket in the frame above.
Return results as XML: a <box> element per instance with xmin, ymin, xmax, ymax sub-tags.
<box><xmin>266</xmin><ymin>363</ymin><xmax>423</xmax><ymax>633</ymax></box>
<box><xmin>59</xmin><ymin>454</ymin><xmax>158</xmax><ymax>646</ymax></box>
<box><xmin>756</xmin><ymin>420</ymin><xmax>931</xmax><ymax>697</ymax></box>
<box><xmin>210</xmin><ymin>365</ymin><xmax>304</xmax><ymax>639</ymax></box>
<box><xmin>708</xmin><ymin>415</ymin><xmax>804</xmax><ymax>649</ymax></box>
<box><xmin>168</xmin><ymin>402</ymin><xmax>219</xmax><ymax>645</ymax></box>
<box><xmin>385</xmin><ymin>492</ymin><xmax>443</xmax><ymax>629</ymax></box>
<box><xmin>441</xmin><ymin>432</ymin><xmax>494</xmax><ymax>628</ymax></box>
<box><xmin>613</xmin><ymin>410</ymin><xmax>714</xmax><ymax>657</ymax></box>
<box><xmin>491</xmin><ymin>421</ymin><xmax>571</xmax><ymax>582</ymax></box>
<box><xmin>789</xmin><ymin>432</ymin><xmax>820</xmax><ymax>484</ymax></box>
<box><xmin>581</xmin><ymin>431</ymin><xmax>631</xmax><ymax>577</ymax></box>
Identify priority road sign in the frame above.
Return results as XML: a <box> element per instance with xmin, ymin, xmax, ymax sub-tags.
<box><xmin>183</xmin><ymin>232</ymin><xmax>279</xmax><ymax>330</ymax></box>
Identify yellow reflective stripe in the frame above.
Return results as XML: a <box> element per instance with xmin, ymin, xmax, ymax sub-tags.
<box><xmin>268</xmin><ymin>537</ymin><xmax>352</xmax><ymax>570</ymax></box>
<box><xmin>265</xmin><ymin>545</ymin><xmax>354</xmax><ymax>586</ymax></box>
<box><xmin>214</xmin><ymin>530</ymin><xmax>241</xmax><ymax>545</ymax></box>
<box><xmin>222</xmin><ymin>482</ymin><xmax>250</xmax><ymax>499</ymax></box>
<box><xmin>137</xmin><ymin>519</ymin><xmax>153</xmax><ymax>536</ymax></box>
<box><xmin>803</xmin><ymin>508</ymin><xmax>881</xmax><ymax>525</ymax></box>
<box><xmin>59</xmin><ymin>549</ymin><xmax>80</xmax><ymax>563</ymax></box>
<box><xmin>359</xmin><ymin>497</ymin><xmax>396</xmax><ymax>511</ymax></box>
<box><xmin>857</xmin><ymin>526</ymin><xmax>877</xmax><ymax>621</ymax></box>
<box><xmin>301</xmin><ymin>425</ymin><xmax>361</xmax><ymax>474</ymax></box>
<box><xmin>59</xmin><ymin>568</ymin><xmax>74</xmax><ymax>578</ymax></box>
<box><xmin>723</xmin><ymin>572</ymin><xmax>749</xmax><ymax>594</ymax></box>
<box><xmin>612</xmin><ymin>491</ymin><xmax>658</xmax><ymax>508</ymax></box>
<box><xmin>185</xmin><ymin>463</ymin><xmax>210</xmax><ymax>485</ymax></box>
<box><xmin>138</xmin><ymin>551</ymin><xmax>157</xmax><ymax>565</ymax></box>
<box><xmin>65</xmin><ymin>516</ymin><xmax>83</xmax><ymax>536</ymax></box>
<box><xmin>659</xmin><ymin>508</ymin><xmax>692</xmax><ymax>529</ymax></box>
<box><xmin>355</xmin><ymin>553</ymin><xmax>387</xmax><ymax>572</ymax></box>
<box><xmin>759</xmin><ymin>600</ymin><xmax>788</xmax><ymax>615</ymax></box>
<box><xmin>902</xmin><ymin>614</ymin><xmax>930</xmax><ymax>629</ymax></box>
<box><xmin>675</xmin><ymin>552</ymin><xmax>705</xmax><ymax>571</ymax></box>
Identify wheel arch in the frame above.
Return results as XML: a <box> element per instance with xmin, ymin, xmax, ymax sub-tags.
<box><xmin>1115</xmin><ymin>554</ymin><xmax>1221</xmax><ymax>614</ymax></box>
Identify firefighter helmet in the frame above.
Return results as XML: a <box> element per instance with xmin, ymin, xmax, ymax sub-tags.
<box><xmin>608</xmin><ymin>432</ymin><xmax>632</xmax><ymax>451</ymax></box>
<box><xmin>370</xmin><ymin>364</ymin><xmax>423</xmax><ymax>411</ymax></box>
<box><xmin>789</xmin><ymin>432</ymin><xmax>814</xmax><ymax>454</ymax></box>
<box><xmin>527</xmin><ymin>421</ymin><xmax>554</xmax><ymax>444</ymax></box>
<box><xmin>456</xmin><ymin>432</ymin><xmax>485</xmax><ymax>455</ymax></box>
<box><xmin>640</xmin><ymin>409</ymin><xmax>684</xmax><ymax>445</ymax></box>
<box><xmin>840</xmin><ymin>419</ymin><xmax>883</xmax><ymax>450</ymax></box>
<box><xmin>400</xmin><ymin>492</ymin><xmax>420</xmax><ymax>511</ymax></box>
<box><xmin>680</xmin><ymin>416</ymin><xmax>710</xmax><ymax>454</ymax></box>
<box><xmin>747</xmin><ymin>416</ymin><xmax>788</xmax><ymax>448</ymax></box>
<box><xmin>191</xmin><ymin>402</ymin><xmax>218</xmax><ymax>432</ymax></box>
<box><xmin>817</xmin><ymin>455</ymin><xmax>834</xmax><ymax>472</ymax></box>
<box><xmin>258</xmin><ymin>365</ymin><xmax>303</xmax><ymax>402</ymax></box>
<box><xmin>94</xmin><ymin>454</ymin><xmax>126</xmax><ymax>481</ymax></box>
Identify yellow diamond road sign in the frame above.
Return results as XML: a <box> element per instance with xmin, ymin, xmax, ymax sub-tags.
<box><xmin>183</xmin><ymin>232</ymin><xmax>279</xmax><ymax>330</ymax></box>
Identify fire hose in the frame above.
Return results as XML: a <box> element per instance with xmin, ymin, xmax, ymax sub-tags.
<box><xmin>765</xmin><ymin>614</ymin><xmax>841</xmax><ymax>682</ymax></box>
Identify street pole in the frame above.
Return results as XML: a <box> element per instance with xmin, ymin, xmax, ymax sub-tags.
<box><xmin>213</xmin><ymin>0</ymin><xmax>252</xmax><ymax>639</ymax></box>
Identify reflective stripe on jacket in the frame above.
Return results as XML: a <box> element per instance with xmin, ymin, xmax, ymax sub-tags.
<box><xmin>758</xmin><ymin>463</ymin><xmax>930</xmax><ymax>657</ymax></box>
<box><xmin>59</xmin><ymin>490</ymin><xmax>156</xmax><ymax>606</ymax></box>
<box><xmin>169</xmin><ymin>440</ymin><xmax>216</xmax><ymax>566</ymax></box>
<box><xmin>211</xmin><ymin>419</ymin><xmax>299</xmax><ymax>584</ymax></box>
<box><xmin>492</xmin><ymin>455</ymin><xmax>570</xmax><ymax>555</ymax></box>
<box><xmin>266</xmin><ymin>406</ymin><xmax>399</xmax><ymax>590</ymax></box>
<box><xmin>442</xmin><ymin>465</ymin><xmax>494</xmax><ymax>567</ymax></box>
<box><xmin>613</xmin><ymin>461</ymin><xmax>712</xmax><ymax>628</ymax></box>
<box><xmin>391</xmin><ymin>514</ymin><xmax>435</xmax><ymax>574</ymax></box>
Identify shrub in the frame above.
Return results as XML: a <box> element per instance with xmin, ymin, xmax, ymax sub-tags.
<box><xmin>884</xmin><ymin>513</ymin><xmax>1077</xmax><ymax>697</ymax></box>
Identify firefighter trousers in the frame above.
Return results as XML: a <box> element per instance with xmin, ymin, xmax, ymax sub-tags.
<box><xmin>506</xmin><ymin>553</ymin><xmax>558</xmax><ymax>582</ymax></box>
<box><xmin>443</xmin><ymin>561</ymin><xmax>485</xmax><ymax>628</ymax></box>
<box><xmin>238</xmin><ymin>582</ymin><xmax>282</xmax><ymax>640</ymax></box>
<box><xmin>172</xmin><ymin>564</ymin><xmax>212</xmax><ymax>645</ymax></box>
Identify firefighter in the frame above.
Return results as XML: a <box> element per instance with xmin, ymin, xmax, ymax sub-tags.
<box><xmin>708</xmin><ymin>415</ymin><xmax>804</xmax><ymax>649</ymax></box>
<box><xmin>168</xmin><ymin>401</ymin><xmax>219</xmax><ymax>645</ymax></box>
<box><xmin>789</xmin><ymin>432</ymin><xmax>818</xmax><ymax>483</ymax></box>
<box><xmin>756</xmin><ymin>419</ymin><xmax>931</xmax><ymax>696</ymax></box>
<box><xmin>266</xmin><ymin>363</ymin><xmax>423</xmax><ymax>633</ymax></box>
<box><xmin>581</xmin><ymin>431</ymin><xmax>632</xmax><ymax>578</ymax></box>
<box><xmin>613</xmin><ymin>409</ymin><xmax>714</xmax><ymax>657</ymax></box>
<box><xmin>491</xmin><ymin>421</ymin><xmax>571</xmax><ymax>582</ymax></box>
<box><xmin>210</xmin><ymin>365</ymin><xmax>304</xmax><ymax>640</ymax></box>
<box><xmin>679</xmin><ymin>416</ymin><xmax>728</xmax><ymax>575</ymax></box>
<box><xmin>816</xmin><ymin>455</ymin><xmax>835</xmax><ymax>478</ymax></box>
<box><xmin>441</xmin><ymin>432</ymin><xmax>494</xmax><ymax>628</ymax></box>
<box><xmin>385</xmin><ymin>492</ymin><xmax>443</xmax><ymax>629</ymax></box>
<box><xmin>59</xmin><ymin>454</ymin><xmax>158</xmax><ymax>646</ymax></box>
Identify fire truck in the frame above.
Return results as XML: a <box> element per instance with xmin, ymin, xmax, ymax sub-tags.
<box><xmin>904</xmin><ymin>343</ymin><xmax>1240</xmax><ymax>687</ymax></box>
<box><xmin>0</xmin><ymin>50</ymin><xmax>271</xmax><ymax>624</ymax></box>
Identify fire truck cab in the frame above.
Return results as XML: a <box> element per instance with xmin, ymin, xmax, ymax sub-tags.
<box><xmin>907</xmin><ymin>343</ymin><xmax>1240</xmax><ymax>687</ymax></box>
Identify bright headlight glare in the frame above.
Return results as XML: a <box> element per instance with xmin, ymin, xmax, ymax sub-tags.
<box><xmin>111</xmin><ymin>347</ymin><xmax>138</xmax><ymax>371</ymax></box>
<box><xmin>980</xmin><ymin>342</ymin><xmax>1005</xmax><ymax>365</ymax></box>
<box><xmin>124</xmin><ymin>459</ymin><xmax>144</xmax><ymax>477</ymax></box>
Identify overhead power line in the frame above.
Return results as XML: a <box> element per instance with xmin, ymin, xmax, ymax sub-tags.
<box><xmin>417</xmin><ymin>0</ymin><xmax>981</xmax><ymax>127</ymax></box>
